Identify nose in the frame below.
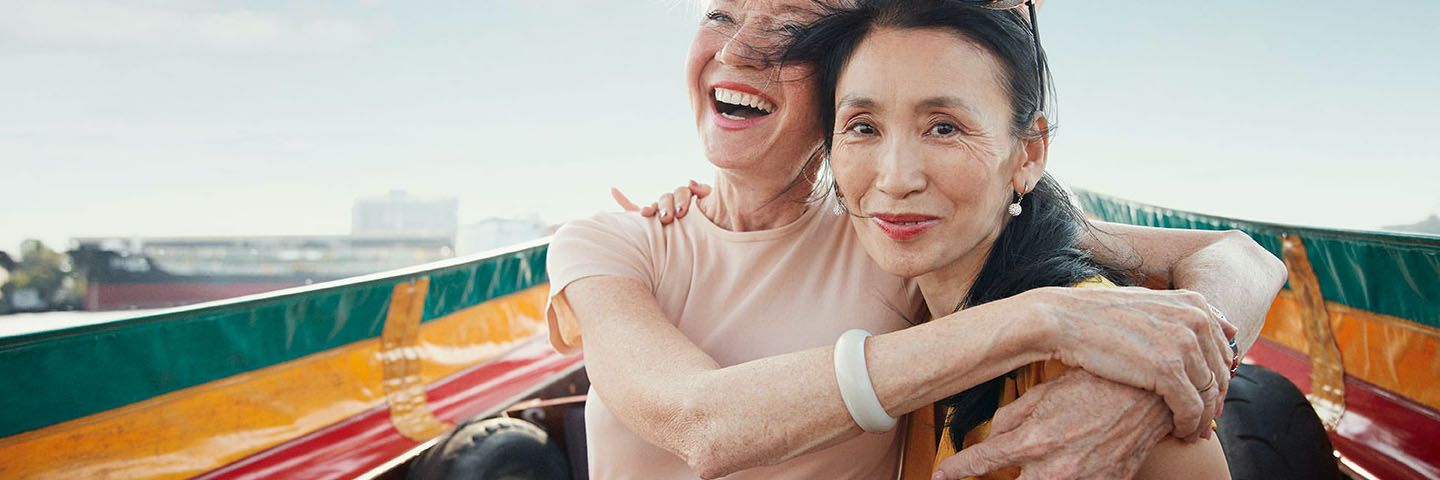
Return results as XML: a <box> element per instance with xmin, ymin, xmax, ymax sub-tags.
<box><xmin>717</xmin><ymin>18</ymin><xmax>774</xmax><ymax>69</ymax></box>
<box><xmin>873</xmin><ymin>138</ymin><xmax>927</xmax><ymax>200</ymax></box>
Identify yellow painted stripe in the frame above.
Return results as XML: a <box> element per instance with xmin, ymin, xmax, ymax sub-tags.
<box><xmin>416</xmin><ymin>286</ymin><xmax>550</xmax><ymax>385</ymax></box>
<box><xmin>380</xmin><ymin>278</ymin><xmax>451</xmax><ymax>441</ymax></box>
<box><xmin>0</xmin><ymin>285</ymin><xmax>550</xmax><ymax>480</ymax></box>
<box><xmin>1262</xmin><ymin>291</ymin><xmax>1440</xmax><ymax>412</ymax></box>
<box><xmin>0</xmin><ymin>335</ymin><xmax>386</xmax><ymax>480</ymax></box>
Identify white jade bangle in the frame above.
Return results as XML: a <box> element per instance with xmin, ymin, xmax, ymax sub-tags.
<box><xmin>833</xmin><ymin>329</ymin><xmax>897</xmax><ymax>433</ymax></box>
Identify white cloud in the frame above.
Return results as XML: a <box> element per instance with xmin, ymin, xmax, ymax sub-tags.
<box><xmin>0</xmin><ymin>0</ymin><xmax>369</xmax><ymax>53</ymax></box>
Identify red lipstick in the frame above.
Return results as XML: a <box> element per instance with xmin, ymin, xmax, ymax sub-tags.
<box><xmin>870</xmin><ymin>213</ymin><xmax>939</xmax><ymax>241</ymax></box>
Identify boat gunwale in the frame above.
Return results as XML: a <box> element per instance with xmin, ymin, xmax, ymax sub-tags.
<box><xmin>0</xmin><ymin>236</ymin><xmax>552</xmax><ymax>345</ymax></box>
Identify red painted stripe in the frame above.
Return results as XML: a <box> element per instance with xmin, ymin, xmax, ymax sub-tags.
<box><xmin>197</xmin><ymin>338</ymin><xmax>583</xmax><ymax>480</ymax></box>
<box><xmin>1246</xmin><ymin>339</ymin><xmax>1440</xmax><ymax>480</ymax></box>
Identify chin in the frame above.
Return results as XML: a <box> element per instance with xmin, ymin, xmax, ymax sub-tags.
<box><xmin>865</xmin><ymin>245</ymin><xmax>940</xmax><ymax>279</ymax></box>
<box><xmin>701</xmin><ymin>134</ymin><xmax>765</xmax><ymax>169</ymax></box>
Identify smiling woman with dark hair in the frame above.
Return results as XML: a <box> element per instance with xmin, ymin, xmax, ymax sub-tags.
<box><xmin>785</xmin><ymin>0</ymin><xmax>1230</xmax><ymax>477</ymax></box>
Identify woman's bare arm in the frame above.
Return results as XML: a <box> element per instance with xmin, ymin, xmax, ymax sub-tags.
<box><xmin>1137</xmin><ymin>435</ymin><xmax>1231</xmax><ymax>480</ymax></box>
<box><xmin>1079</xmin><ymin>222</ymin><xmax>1286</xmax><ymax>355</ymax></box>
<box><xmin>562</xmin><ymin>275</ymin><xmax>1228</xmax><ymax>478</ymax></box>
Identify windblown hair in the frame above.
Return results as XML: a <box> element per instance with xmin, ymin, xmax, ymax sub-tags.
<box><xmin>783</xmin><ymin>0</ymin><xmax>1132</xmax><ymax>449</ymax></box>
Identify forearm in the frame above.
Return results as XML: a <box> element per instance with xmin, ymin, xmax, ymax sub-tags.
<box><xmin>572</xmin><ymin>279</ymin><xmax>1050</xmax><ymax>477</ymax></box>
<box><xmin>1169</xmin><ymin>231</ymin><xmax>1285</xmax><ymax>355</ymax></box>
<box><xmin>1080</xmin><ymin>223</ymin><xmax>1285</xmax><ymax>355</ymax></box>
<box><xmin>679</xmin><ymin>309</ymin><xmax>1048</xmax><ymax>475</ymax></box>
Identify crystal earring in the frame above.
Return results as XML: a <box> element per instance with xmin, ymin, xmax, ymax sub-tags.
<box><xmin>1008</xmin><ymin>190</ymin><xmax>1026</xmax><ymax>217</ymax></box>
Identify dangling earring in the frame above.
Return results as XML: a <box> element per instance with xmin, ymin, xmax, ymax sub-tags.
<box><xmin>1008</xmin><ymin>188</ymin><xmax>1026</xmax><ymax>217</ymax></box>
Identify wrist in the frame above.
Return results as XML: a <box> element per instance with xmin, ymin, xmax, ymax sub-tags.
<box><xmin>1022</xmin><ymin>288</ymin><xmax>1064</xmax><ymax>360</ymax></box>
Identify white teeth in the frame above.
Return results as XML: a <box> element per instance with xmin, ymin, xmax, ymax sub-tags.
<box><xmin>713</xmin><ymin>87</ymin><xmax>775</xmax><ymax>113</ymax></box>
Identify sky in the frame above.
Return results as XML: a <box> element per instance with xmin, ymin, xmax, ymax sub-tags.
<box><xmin>3</xmin><ymin>0</ymin><xmax>1438</xmax><ymax>254</ymax></box>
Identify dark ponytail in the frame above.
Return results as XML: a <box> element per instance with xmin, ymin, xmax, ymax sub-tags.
<box><xmin>940</xmin><ymin>174</ymin><xmax>1131</xmax><ymax>445</ymax></box>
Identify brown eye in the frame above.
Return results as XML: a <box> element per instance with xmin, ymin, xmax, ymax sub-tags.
<box><xmin>847</xmin><ymin>121</ymin><xmax>877</xmax><ymax>136</ymax></box>
<box><xmin>928</xmin><ymin>122</ymin><xmax>959</xmax><ymax>137</ymax></box>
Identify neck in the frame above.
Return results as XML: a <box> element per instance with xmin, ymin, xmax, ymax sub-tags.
<box><xmin>916</xmin><ymin>243</ymin><xmax>995</xmax><ymax>319</ymax></box>
<box><xmin>700</xmin><ymin>158</ymin><xmax>818</xmax><ymax>232</ymax></box>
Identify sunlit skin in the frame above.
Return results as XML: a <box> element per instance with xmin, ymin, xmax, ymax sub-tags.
<box><xmin>829</xmin><ymin>27</ymin><xmax>1230</xmax><ymax>478</ymax></box>
<box><xmin>830</xmin><ymin>27</ymin><xmax>1047</xmax><ymax>316</ymax></box>
<box><xmin>684</xmin><ymin>0</ymin><xmax>829</xmax><ymax>230</ymax></box>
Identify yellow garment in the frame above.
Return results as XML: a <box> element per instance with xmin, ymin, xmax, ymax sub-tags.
<box><xmin>899</xmin><ymin>277</ymin><xmax>1114</xmax><ymax>480</ymax></box>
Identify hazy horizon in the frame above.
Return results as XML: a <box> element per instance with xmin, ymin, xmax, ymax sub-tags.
<box><xmin>4</xmin><ymin>0</ymin><xmax>1438</xmax><ymax>254</ymax></box>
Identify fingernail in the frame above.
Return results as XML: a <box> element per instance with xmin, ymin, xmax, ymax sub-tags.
<box><xmin>675</xmin><ymin>207</ymin><xmax>683</xmax><ymax>216</ymax></box>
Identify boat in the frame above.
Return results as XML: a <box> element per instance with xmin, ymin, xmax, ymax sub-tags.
<box><xmin>0</xmin><ymin>192</ymin><xmax>1434</xmax><ymax>479</ymax></box>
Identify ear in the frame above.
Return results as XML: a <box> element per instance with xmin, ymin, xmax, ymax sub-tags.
<box><xmin>1011</xmin><ymin>115</ymin><xmax>1049</xmax><ymax>195</ymax></box>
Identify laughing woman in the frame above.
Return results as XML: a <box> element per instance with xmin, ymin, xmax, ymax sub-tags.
<box><xmin>786</xmin><ymin>0</ymin><xmax>1230</xmax><ymax>477</ymax></box>
<box><xmin>544</xmin><ymin>0</ymin><xmax>1284</xmax><ymax>478</ymax></box>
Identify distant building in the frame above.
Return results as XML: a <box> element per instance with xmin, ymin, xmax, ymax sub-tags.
<box><xmin>69</xmin><ymin>234</ymin><xmax>454</xmax><ymax>310</ymax></box>
<box><xmin>456</xmin><ymin>216</ymin><xmax>552</xmax><ymax>255</ymax></box>
<box><xmin>352</xmin><ymin>190</ymin><xmax>459</xmax><ymax>239</ymax></box>
<box><xmin>1384</xmin><ymin>215</ymin><xmax>1440</xmax><ymax>236</ymax></box>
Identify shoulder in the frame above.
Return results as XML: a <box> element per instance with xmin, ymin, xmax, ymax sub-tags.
<box><xmin>554</xmin><ymin>211</ymin><xmax>650</xmax><ymax>242</ymax></box>
<box><xmin>550</xmin><ymin>211</ymin><xmax>667</xmax><ymax>256</ymax></box>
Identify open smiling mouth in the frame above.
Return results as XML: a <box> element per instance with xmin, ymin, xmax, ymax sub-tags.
<box><xmin>713</xmin><ymin>87</ymin><xmax>775</xmax><ymax>121</ymax></box>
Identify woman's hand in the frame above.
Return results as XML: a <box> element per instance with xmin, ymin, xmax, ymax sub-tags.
<box><xmin>933</xmin><ymin>370</ymin><xmax>1171</xmax><ymax>480</ymax></box>
<box><xmin>611</xmin><ymin>181</ymin><xmax>713</xmax><ymax>225</ymax></box>
<box><xmin>1023</xmin><ymin>286</ymin><xmax>1236</xmax><ymax>440</ymax></box>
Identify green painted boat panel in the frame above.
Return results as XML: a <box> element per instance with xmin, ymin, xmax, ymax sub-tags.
<box><xmin>1076</xmin><ymin>190</ymin><xmax>1439</xmax><ymax>327</ymax></box>
<box><xmin>0</xmin><ymin>242</ymin><xmax>549</xmax><ymax>438</ymax></box>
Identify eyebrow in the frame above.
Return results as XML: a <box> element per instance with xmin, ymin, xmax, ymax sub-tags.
<box><xmin>917</xmin><ymin>96</ymin><xmax>979</xmax><ymax>116</ymax></box>
<box><xmin>837</xmin><ymin>94</ymin><xmax>879</xmax><ymax>111</ymax></box>
<box><xmin>837</xmin><ymin>94</ymin><xmax>979</xmax><ymax>117</ymax></box>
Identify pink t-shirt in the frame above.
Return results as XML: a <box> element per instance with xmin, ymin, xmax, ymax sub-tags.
<box><xmin>546</xmin><ymin>197</ymin><xmax>920</xmax><ymax>479</ymax></box>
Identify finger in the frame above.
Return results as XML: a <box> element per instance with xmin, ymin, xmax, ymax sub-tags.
<box><xmin>673</xmin><ymin>186</ymin><xmax>692</xmax><ymax>218</ymax></box>
<box><xmin>1205</xmin><ymin>306</ymin><xmax>1233</xmax><ymax>423</ymax></box>
<box><xmin>990</xmin><ymin>381</ymin><xmax>1052</xmax><ymax>434</ymax></box>
<box><xmin>934</xmin><ymin>429</ymin><xmax>1027</xmax><ymax>479</ymax></box>
<box><xmin>1183</xmin><ymin>297</ymin><xmax>1229</xmax><ymax>437</ymax></box>
<box><xmin>611</xmin><ymin>187</ymin><xmax>641</xmax><ymax>212</ymax></box>
<box><xmin>1193</xmin><ymin>377</ymin><xmax>1224</xmax><ymax>441</ymax></box>
<box><xmin>1193</xmin><ymin>317</ymin><xmax>1227</xmax><ymax>437</ymax></box>
<box><xmin>1219</xmin><ymin>314</ymin><xmax>1238</xmax><ymax>340</ymax></box>
<box><xmin>1154</xmin><ymin>353</ymin><xmax>1206</xmax><ymax>438</ymax></box>
<box><xmin>641</xmin><ymin>203</ymin><xmax>657</xmax><ymax>217</ymax></box>
<box><xmin>689</xmin><ymin>180</ymin><xmax>713</xmax><ymax>198</ymax></box>
<box><xmin>656</xmin><ymin>193</ymin><xmax>676</xmax><ymax>225</ymax></box>
<box><xmin>1166</xmin><ymin>303</ymin><xmax>1220</xmax><ymax>437</ymax></box>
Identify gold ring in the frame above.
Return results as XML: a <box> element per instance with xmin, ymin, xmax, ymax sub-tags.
<box><xmin>1198</xmin><ymin>372</ymin><xmax>1218</xmax><ymax>394</ymax></box>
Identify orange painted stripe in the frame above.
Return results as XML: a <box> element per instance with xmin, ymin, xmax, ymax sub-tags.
<box><xmin>0</xmin><ymin>285</ymin><xmax>550</xmax><ymax>480</ymax></box>
<box><xmin>1262</xmin><ymin>290</ymin><xmax>1440</xmax><ymax>411</ymax></box>
<box><xmin>416</xmin><ymin>287</ymin><xmax>549</xmax><ymax>385</ymax></box>
<box><xmin>0</xmin><ymin>335</ymin><xmax>386</xmax><ymax>480</ymax></box>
